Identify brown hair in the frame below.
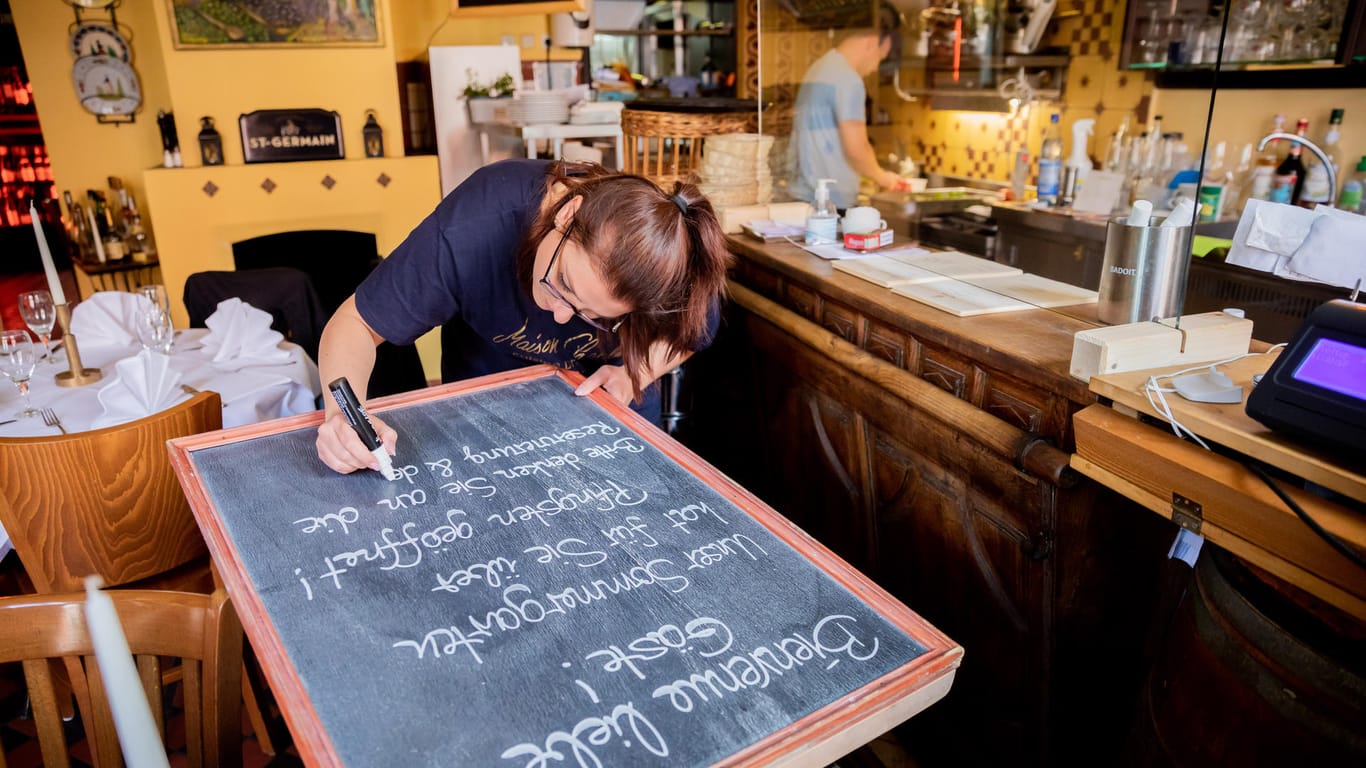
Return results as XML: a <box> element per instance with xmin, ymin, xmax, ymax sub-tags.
<box><xmin>516</xmin><ymin>161</ymin><xmax>733</xmax><ymax>402</ymax></box>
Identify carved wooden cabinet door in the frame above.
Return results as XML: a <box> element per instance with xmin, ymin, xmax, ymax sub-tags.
<box><xmin>867</xmin><ymin>425</ymin><xmax>1053</xmax><ymax>764</ymax></box>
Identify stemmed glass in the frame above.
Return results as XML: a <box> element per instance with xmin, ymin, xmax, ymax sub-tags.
<box><xmin>136</xmin><ymin>283</ymin><xmax>174</xmax><ymax>354</ymax></box>
<box><xmin>0</xmin><ymin>330</ymin><xmax>39</xmax><ymax>419</ymax></box>
<box><xmin>18</xmin><ymin>290</ymin><xmax>57</xmax><ymax>366</ymax></box>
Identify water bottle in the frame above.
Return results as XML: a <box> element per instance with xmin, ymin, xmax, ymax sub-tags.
<box><xmin>1037</xmin><ymin>114</ymin><xmax>1063</xmax><ymax>205</ymax></box>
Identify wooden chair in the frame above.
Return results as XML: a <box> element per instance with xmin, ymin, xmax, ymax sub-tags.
<box><xmin>0</xmin><ymin>588</ymin><xmax>243</xmax><ymax>768</ymax></box>
<box><xmin>0</xmin><ymin>391</ymin><xmax>222</xmax><ymax>594</ymax></box>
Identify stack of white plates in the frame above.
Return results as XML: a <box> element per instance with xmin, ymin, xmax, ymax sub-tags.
<box><xmin>698</xmin><ymin>133</ymin><xmax>776</xmax><ymax>205</ymax></box>
<box><xmin>509</xmin><ymin>92</ymin><xmax>569</xmax><ymax>125</ymax></box>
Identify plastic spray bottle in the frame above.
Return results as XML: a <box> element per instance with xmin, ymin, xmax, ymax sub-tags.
<box><xmin>804</xmin><ymin>178</ymin><xmax>839</xmax><ymax>245</ymax></box>
<box><xmin>1066</xmin><ymin>118</ymin><xmax>1095</xmax><ymax>200</ymax></box>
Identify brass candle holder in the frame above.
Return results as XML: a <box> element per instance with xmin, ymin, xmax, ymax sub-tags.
<box><xmin>53</xmin><ymin>303</ymin><xmax>102</xmax><ymax>387</ymax></box>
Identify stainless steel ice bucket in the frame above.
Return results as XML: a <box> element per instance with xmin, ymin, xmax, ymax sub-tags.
<box><xmin>1097</xmin><ymin>216</ymin><xmax>1191</xmax><ymax>324</ymax></box>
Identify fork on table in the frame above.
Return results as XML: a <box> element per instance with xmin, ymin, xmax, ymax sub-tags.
<box><xmin>41</xmin><ymin>407</ymin><xmax>66</xmax><ymax>434</ymax></box>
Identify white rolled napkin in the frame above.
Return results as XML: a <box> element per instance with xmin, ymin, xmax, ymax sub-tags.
<box><xmin>200</xmin><ymin>297</ymin><xmax>291</xmax><ymax>368</ymax></box>
<box><xmin>69</xmin><ymin>291</ymin><xmax>156</xmax><ymax>348</ymax></box>
<box><xmin>92</xmin><ymin>350</ymin><xmax>188</xmax><ymax>429</ymax></box>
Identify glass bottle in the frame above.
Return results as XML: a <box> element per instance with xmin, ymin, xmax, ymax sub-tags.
<box><xmin>1249</xmin><ymin>114</ymin><xmax>1285</xmax><ymax>201</ymax></box>
<box><xmin>1272</xmin><ymin>118</ymin><xmax>1309</xmax><ymax>205</ymax></box>
<box><xmin>1299</xmin><ymin>108</ymin><xmax>1343</xmax><ymax>206</ymax></box>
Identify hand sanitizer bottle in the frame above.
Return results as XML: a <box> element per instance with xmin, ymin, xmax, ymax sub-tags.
<box><xmin>805</xmin><ymin>178</ymin><xmax>839</xmax><ymax>245</ymax></box>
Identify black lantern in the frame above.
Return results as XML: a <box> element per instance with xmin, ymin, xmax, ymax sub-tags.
<box><xmin>198</xmin><ymin>116</ymin><xmax>224</xmax><ymax>166</ymax></box>
<box><xmin>362</xmin><ymin>110</ymin><xmax>384</xmax><ymax>158</ymax></box>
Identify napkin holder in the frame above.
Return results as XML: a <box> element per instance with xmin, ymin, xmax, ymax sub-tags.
<box><xmin>54</xmin><ymin>302</ymin><xmax>103</xmax><ymax>387</ymax></box>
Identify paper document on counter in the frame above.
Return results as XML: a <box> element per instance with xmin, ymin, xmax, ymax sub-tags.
<box><xmin>886</xmin><ymin>249</ymin><xmax>1022</xmax><ymax>279</ymax></box>
<box><xmin>892</xmin><ymin>279</ymin><xmax>1035</xmax><ymax>316</ymax></box>
<box><xmin>833</xmin><ymin>255</ymin><xmax>952</xmax><ymax>287</ymax></box>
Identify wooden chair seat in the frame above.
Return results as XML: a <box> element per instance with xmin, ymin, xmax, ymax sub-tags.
<box><xmin>0</xmin><ymin>588</ymin><xmax>243</xmax><ymax>768</ymax></box>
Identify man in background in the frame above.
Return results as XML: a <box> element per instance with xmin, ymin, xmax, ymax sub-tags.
<box><xmin>789</xmin><ymin>3</ymin><xmax>912</xmax><ymax>209</ymax></box>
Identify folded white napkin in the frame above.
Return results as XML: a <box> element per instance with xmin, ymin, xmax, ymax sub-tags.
<box><xmin>200</xmin><ymin>297</ymin><xmax>290</xmax><ymax>368</ymax></box>
<box><xmin>92</xmin><ymin>350</ymin><xmax>188</xmax><ymax>430</ymax></box>
<box><xmin>70</xmin><ymin>291</ymin><xmax>156</xmax><ymax>348</ymax></box>
<box><xmin>1285</xmin><ymin>208</ymin><xmax>1366</xmax><ymax>290</ymax></box>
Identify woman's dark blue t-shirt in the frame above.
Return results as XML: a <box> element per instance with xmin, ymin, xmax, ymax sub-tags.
<box><xmin>355</xmin><ymin>159</ymin><xmax>692</xmax><ymax>419</ymax></box>
<box><xmin>357</xmin><ymin>160</ymin><xmax>617</xmax><ymax>382</ymax></box>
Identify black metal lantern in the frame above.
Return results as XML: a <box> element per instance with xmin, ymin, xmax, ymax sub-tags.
<box><xmin>198</xmin><ymin>116</ymin><xmax>224</xmax><ymax>166</ymax></box>
<box><xmin>362</xmin><ymin>110</ymin><xmax>384</xmax><ymax>158</ymax></box>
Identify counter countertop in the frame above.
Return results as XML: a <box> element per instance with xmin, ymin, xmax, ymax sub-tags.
<box><xmin>725</xmin><ymin>233</ymin><xmax>1103</xmax><ymax>407</ymax></box>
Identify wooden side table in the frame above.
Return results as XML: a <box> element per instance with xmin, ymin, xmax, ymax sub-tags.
<box><xmin>72</xmin><ymin>255</ymin><xmax>162</xmax><ymax>298</ymax></box>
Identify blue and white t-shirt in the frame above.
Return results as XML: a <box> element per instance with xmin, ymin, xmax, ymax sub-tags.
<box><xmin>788</xmin><ymin>49</ymin><xmax>867</xmax><ymax>210</ymax></box>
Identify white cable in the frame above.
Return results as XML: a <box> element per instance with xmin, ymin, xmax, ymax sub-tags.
<box><xmin>1139</xmin><ymin>344</ymin><xmax>1287</xmax><ymax>452</ymax></box>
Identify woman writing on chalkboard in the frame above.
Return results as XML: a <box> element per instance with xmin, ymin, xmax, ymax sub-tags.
<box><xmin>314</xmin><ymin>159</ymin><xmax>732</xmax><ymax>475</ymax></box>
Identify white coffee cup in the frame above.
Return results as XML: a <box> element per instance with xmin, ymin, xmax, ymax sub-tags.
<box><xmin>842</xmin><ymin>206</ymin><xmax>887</xmax><ymax>234</ymax></box>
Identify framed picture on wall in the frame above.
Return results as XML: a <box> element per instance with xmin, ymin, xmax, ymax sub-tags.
<box><xmin>166</xmin><ymin>1</ymin><xmax>382</xmax><ymax>49</ymax></box>
<box><xmin>450</xmin><ymin>0</ymin><xmax>583</xmax><ymax>18</ymax></box>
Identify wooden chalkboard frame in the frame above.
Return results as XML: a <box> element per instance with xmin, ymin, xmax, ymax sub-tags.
<box><xmin>449</xmin><ymin>0</ymin><xmax>585</xmax><ymax>19</ymax></box>
<box><xmin>169</xmin><ymin>365</ymin><xmax>962</xmax><ymax>767</ymax></box>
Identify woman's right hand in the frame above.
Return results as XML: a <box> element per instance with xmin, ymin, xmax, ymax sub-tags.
<box><xmin>316</xmin><ymin>409</ymin><xmax>398</xmax><ymax>475</ymax></box>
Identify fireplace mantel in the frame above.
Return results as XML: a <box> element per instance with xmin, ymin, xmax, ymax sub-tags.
<box><xmin>143</xmin><ymin>156</ymin><xmax>442</xmax><ymax>376</ymax></box>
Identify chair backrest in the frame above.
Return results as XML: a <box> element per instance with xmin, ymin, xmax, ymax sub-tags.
<box><xmin>0</xmin><ymin>588</ymin><xmax>243</xmax><ymax>768</ymax></box>
<box><xmin>0</xmin><ymin>392</ymin><xmax>223</xmax><ymax>594</ymax></box>
<box><xmin>621</xmin><ymin>108</ymin><xmax>750</xmax><ymax>187</ymax></box>
<box><xmin>183</xmin><ymin>268</ymin><xmax>327</xmax><ymax>361</ymax></box>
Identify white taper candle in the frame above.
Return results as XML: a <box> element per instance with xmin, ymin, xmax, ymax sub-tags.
<box><xmin>30</xmin><ymin>201</ymin><xmax>66</xmax><ymax>305</ymax></box>
<box><xmin>82</xmin><ymin>576</ymin><xmax>172</xmax><ymax>768</ymax></box>
<box><xmin>87</xmin><ymin>206</ymin><xmax>106</xmax><ymax>262</ymax></box>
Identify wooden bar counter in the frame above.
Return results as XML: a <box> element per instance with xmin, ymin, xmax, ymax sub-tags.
<box><xmin>682</xmin><ymin>236</ymin><xmax>1172</xmax><ymax>766</ymax></box>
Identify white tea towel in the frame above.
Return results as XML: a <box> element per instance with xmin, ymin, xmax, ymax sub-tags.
<box><xmin>1285</xmin><ymin>208</ymin><xmax>1366</xmax><ymax>290</ymax></box>
<box><xmin>92</xmin><ymin>350</ymin><xmax>188</xmax><ymax>429</ymax></box>
<box><xmin>200</xmin><ymin>298</ymin><xmax>290</xmax><ymax>368</ymax></box>
<box><xmin>69</xmin><ymin>292</ymin><xmax>156</xmax><ymax>348</ymax></box>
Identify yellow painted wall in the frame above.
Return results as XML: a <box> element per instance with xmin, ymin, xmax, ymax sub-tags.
<box><xmin>146</xmin><ymin>1</ymin><xmax>404</xmax><ymax>168</ymax></box>
<box><xmin>392</xmin><ymin>0</ymin><xmax>576</xmax><ymax>63</ymax></box>
<box><xmin>11</xmin><ymin>0</ymin><xmax>171</xmax><ymax>230</ymax></box>
<box><xmin>1153</xmin><ymin>88</ymin><xmax>1366</xmax><ymax>177</ymax></box>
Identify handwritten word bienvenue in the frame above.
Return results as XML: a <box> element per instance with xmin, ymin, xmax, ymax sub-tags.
<box><xmin>295</xmin><ymin>509</ymin><xmax>475</xmax><ymax>598</ymax></box>
<box><xmin>462</xmin><ymin>422</ymin><xmax>622</xmax><ymax>465</ymax></box>
<box><xmin>394</xmin><ymin>562</ymin><xmax>692</xmax><ymax>664</ymax></box>
<box><xmin>650</xmin><ymin>615</ymin><xmax>883</xmax><ymax>713</ymax></box>
<box><xmin>488</xmin><ymin>480</ymin><xmax>648</xmax><ymax>528</ymax></box>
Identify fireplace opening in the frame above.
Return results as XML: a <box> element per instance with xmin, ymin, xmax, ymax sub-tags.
<box><xmin>231</xmin><ymin>229</ymin><xmax>427</xmax><ymax>397</ymax></box>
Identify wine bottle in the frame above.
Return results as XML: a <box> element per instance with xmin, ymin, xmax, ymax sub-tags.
<box><xmin>1271</xmin><ymin>118</ymin><xmax>1308</xmax><ymax>205</ymax></box>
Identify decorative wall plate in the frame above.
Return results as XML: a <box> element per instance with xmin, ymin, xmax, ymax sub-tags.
<box><xmin>70</xmin><ymin>22</ymin><xmax>131</xmax><ymax>62</ymax></box>
<box><xmin>71</xmin><ymin>56</ymin><xmax>141</xmax><ymax>117</ymax></box>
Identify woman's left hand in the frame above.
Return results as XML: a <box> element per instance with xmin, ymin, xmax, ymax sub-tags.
<box><xmin>574</xmin><ymin>364</ymin><xmax>635</xmax><ymax>405</ymax></box>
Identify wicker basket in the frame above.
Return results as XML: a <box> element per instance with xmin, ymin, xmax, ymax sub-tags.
<box><xmin>621</xmin><ymin>109</ymin><xmax>751</xmax><ymax>188</ymax></box>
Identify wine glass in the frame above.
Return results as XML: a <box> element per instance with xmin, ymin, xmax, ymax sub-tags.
<box><xmin>137</xmin><ymin>283</ymin><xmax>174</xmax><ymax>352</ymax></box>
<box><xmin>18</xmin><ymin>290</ymin><xmax>57</xmax><ymax>366</ymax></box>
<box><xmin>0</xmin><ymin>329</ymin><xmax>39</xmax><ymax>419</ymax></box>
<box><xmin>135</xmin><ymin>308</ymin><xmax>175</xmax><ymax>355</ymax></box>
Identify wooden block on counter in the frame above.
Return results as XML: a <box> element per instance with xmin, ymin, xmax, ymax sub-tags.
<box><xmin>1070</xmin><ymin>311</ymin><xmax>1253</xmax><ymax>382</ymax></box>
<box><xmin>766</xmin><ymin>201</ymin><xmax>812</xmax><ymax>225</ymax></box>
<box><xmin>715</xmin><ymin>204</ymin><xmax>771</xmax><ymax>234</ymax></box>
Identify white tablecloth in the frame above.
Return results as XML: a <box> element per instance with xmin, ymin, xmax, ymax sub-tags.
<box><xmin>0</xmin><ymin>327</ymin><xmax>321</xmax><ymax>558</ymax></box>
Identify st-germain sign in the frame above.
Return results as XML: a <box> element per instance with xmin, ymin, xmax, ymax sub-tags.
<box><xmin>239</xmin><ymin>109</ymin><xmax>345</xmax><ymax>163</ymax></box>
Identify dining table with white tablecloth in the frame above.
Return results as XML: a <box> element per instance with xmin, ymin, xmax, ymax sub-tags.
<box><xmin>0</xmin><ymin>323</ymin><xmax>322</xmax><ymax>559</ymax></box>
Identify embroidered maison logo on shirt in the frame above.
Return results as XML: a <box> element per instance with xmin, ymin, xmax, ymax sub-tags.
<box><xmin>493</xmin><ymin>319</ymin><xmax>601</xmax><ymax>362</ymax></box>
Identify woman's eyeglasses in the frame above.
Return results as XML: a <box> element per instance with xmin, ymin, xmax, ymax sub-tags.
<box><xmin>539</xmin><ymin>223</ymin><xmax>626</xmax><ymax>334</ymax></box>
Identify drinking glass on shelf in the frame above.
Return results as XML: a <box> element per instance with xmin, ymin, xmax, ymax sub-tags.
<box><xmin>0</xmin><ymin>329</ymin><xmax>39</xmax><ymax>419</ymax></box>
<box><xmin>17</xmin><ymin>289</ymin><xmax>56</xmax><ymax>365</ymax></box>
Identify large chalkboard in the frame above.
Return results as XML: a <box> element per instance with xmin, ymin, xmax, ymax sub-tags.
<box><xmin>171</xmin><ymin>367</ymin><xmax>960</xmax><ymax>767</ymax></box>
